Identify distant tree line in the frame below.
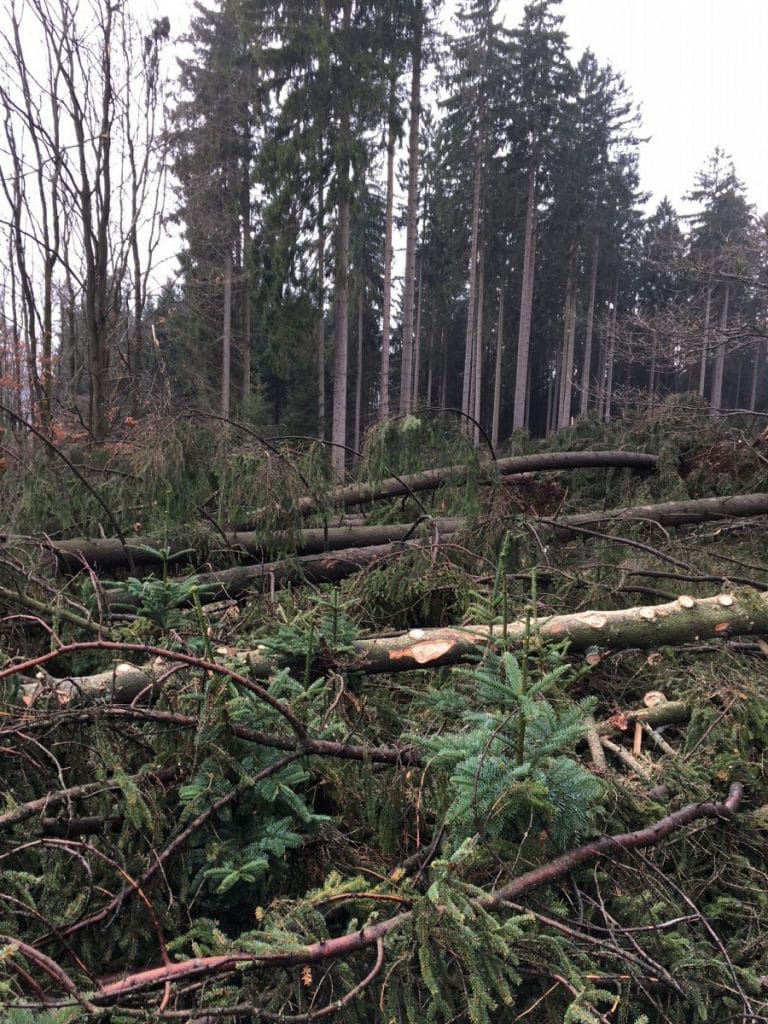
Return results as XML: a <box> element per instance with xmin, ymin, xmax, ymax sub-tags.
<box><xmin>0</xmin><ymin>0</ymin><xmax>765</xmax><ymax>466</ymax></box>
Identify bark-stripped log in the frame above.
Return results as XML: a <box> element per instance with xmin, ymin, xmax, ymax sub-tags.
<box><xmin>21</xmin><ymin>589</ymin><xmax>768</xmax><ymax>693</ymax></box>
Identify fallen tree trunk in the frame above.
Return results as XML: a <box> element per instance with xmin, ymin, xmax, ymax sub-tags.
<box><xmin>545</xmin><ymin>491</ymin><xmax>768</xmax><ymax>535</ymax></box>
<box><xmin>293</xmin><ymin>449</ymin><xmax>657</xmax><ymax>514</ymax></box>
<box><xmin>19</xmin><ymin>589</ymin><xmax>766</xmax><ymax>694</ymax></box>
<box><xmin>19</xmin><ymin>490</ymin><xmax>768</xmax><ymax>582</ymax></box>
<box><xmin>46</xmin><ymin>519</ymin><xmax>462</xmax><ymax>572</ymax></box>
<box><xmin>103</xmin><ymin>539</ymin><xmax>441</xmax><ymax>611</ymax></box>
<box><xmin>47</xmin><ymin>490</ymin><xmax>768</xmax><ymax>574</ymax></box>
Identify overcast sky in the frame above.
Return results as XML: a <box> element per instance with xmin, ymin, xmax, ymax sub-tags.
<box><xmin>499</xmin><ymin>0</ymin><xmax>768</xmax><ymax>217</ymax></box>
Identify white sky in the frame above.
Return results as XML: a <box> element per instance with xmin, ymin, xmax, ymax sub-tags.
<box><xmin>500</xmin><ymin>0</ymin><xmax>768</xmax><ymax>217</ymax></box>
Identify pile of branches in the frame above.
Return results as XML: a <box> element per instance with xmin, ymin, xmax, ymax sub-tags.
<box><xmin>2</xmin><ymin>414</ymin><xmax>768</xmax><ymax>1020</ymax></box>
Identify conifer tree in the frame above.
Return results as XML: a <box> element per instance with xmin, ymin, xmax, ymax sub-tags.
<box><xmin>686</xmin><ymin>150</ymin><xmax>754</xmax><ymax>414</ymax></box>
<box><xmin>508</xmin><ymin>0</ymin><xmax>572</xmax><ymax>433</ymax></box>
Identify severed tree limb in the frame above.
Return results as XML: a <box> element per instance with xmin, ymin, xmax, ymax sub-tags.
<box><xmin>89</xmin><ymin>783</ymin><xmax>743</xmax><ymax>1003</ymax></box>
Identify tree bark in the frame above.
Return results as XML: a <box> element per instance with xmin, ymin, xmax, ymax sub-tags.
<box><xmin>557</xmin><ymin>264</ymin><xmax>577</xmax><ymax>430</ymax></box>
<box><xmin>47</xmin><ymin>519</ymin><xmax>464</xmax><ymax>571</ymax></box>
<box><xmin>472</xmin><ymin>247</ymin><xmax>485</xmax><ymax>443</ymax></box>
<box><xmin>353</xmin><ymin>290</ymin><xmax>364</xmax><ymax>454</ymax></box>
<box><xmin>604</xmin><ymin>279</ymin><xmax>618</xmax><ymax>422</ymax></box>
<box><xmin>541</xmin><ymin>491</ymin><xmax>768</xmax><ymax>535</ymax></box>
<box><xmin>461</xmin><ymin>140</ymin><xmax>484</xmax><ymax>423</ymax></box>
<box><xmin>103</xmin><ymin>540</ymin><xmax>445</xmax><ymax>611</ymax></box>
<box><xmin>698</xmin><ymin>281</ymin><xmax>712</xmax><ymax>398</ymax></box>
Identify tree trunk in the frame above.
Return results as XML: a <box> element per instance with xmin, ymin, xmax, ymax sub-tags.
<box><xmin>491</xmin><ymin>288</ymin><xmax>504</xmax><ymax>450</ymax></box>
<box><xmin>698</xmin><ymin>281</ymin><xmax>712</xmax><ymax>398</ymax></box>
<box><xmin>316</xmin><ymin>170</ymin><xmax>326</xmax><ymax>438</ymax></box>
<box><xmin>379</xmin><ymin>78</ymin><xmax>396</xmax><ymax>420</ymax></box>
<box><xmin>579</xmin><ymin>239</ymin><xmax>599</xmax><ymax>419</ymax></box>
<box><xmin>291</xmin><ymin>449</ymin><xmax>657</xmax><ymax>514</ymax></box>
<box><xmin>49</xmin><ymin>518</ymin><xmax>464</xmax><ymax>571</ymax></box>
<box><xmin>461</xmin><ymin>140</ymin><xmax>484</xmax><ymax>422</ymax></box>
<box><xmin>411</xmin><ymin>255</ymin><xmax>424</xmax><ymax>408</ymax></box>
<box><xmin>240</xmin><ymin>157</ymin><xmax>252</xmax><ymax>410</ymax></box>
<box><xmin>221</xmin><ymin>248</ymin><xmax>232</xmax><ymax>418</ymax></box>
<box><xmin>749</xmin><ymin>339</ymin><xmax>763</xmax><ymax>412</ymax></box>
<box><xmin>472</xmin><ymin>248</ymin><xmax>485</xmax><ymax>444</ymax></box>
<box><xmin>512</xmin><ymin>163</ymin><xmax>538</xmax><ymax>432</ymax></box>
<box><xmin>36</xmin><ymin>591</ymin><xmax>768</xmax><ymax>683</ymax></box>
<box><xmin>353</xmin><ymin>290</ymin><xmax>364</xmax><ymax>454</ymax></box>
<box><xmin>649</xmin><ymin>333</ymin><xmax>658</xmax><ymax>400</ymax></box>
<box><xmin>557</xmin><ymin>263</ymin><xmax>577</xmax><ymax>430</ymax></box>
<box><xmin>49</xmin><ymin>491</ymin><xmax>768</xmax><ymax>572</ymax></box>
<box><xmin>604</xmin><ymin>279</ymin><xmax>618</xmax><ymax>422</ymax></box>
<box><xmin>709</xmin><ymin>283</ymin><xmax>729</xmax><ymax>416</ymax></box>
<box><xmin>398</xmin><ymin>0</ymin><xmax>423</xmax><ymax>415</ymax></box>
<box><xmin>331</xmin><ymin>189</ymin><xmax>351</xmax><ymax>479</ymax></box>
